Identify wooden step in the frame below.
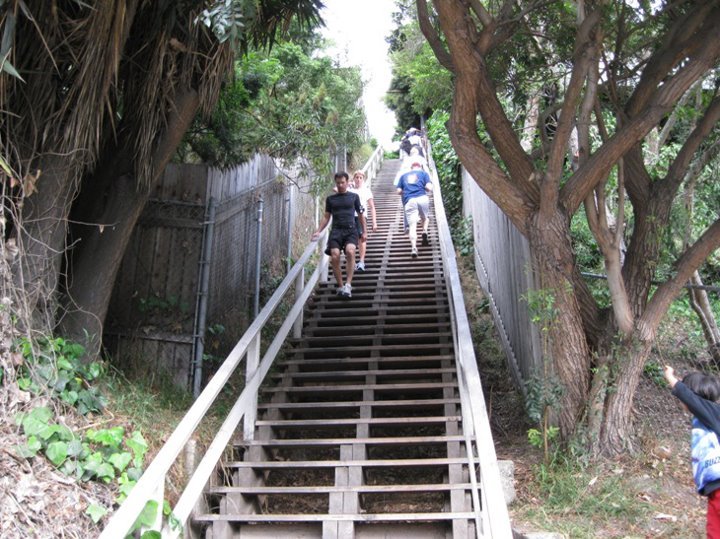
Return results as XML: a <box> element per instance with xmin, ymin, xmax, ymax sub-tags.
<box><xmin>258</xmin><ymin>398</ymin><xmax>460</xmax><ymax>411</ymax></box>
<box><xmin>270</xmin><ymin>368</ymin><xmax>456</xmax><ymax>380</ymax></box>
<box><xmin>277</xmin><ymin>354</ymin><xmax>454</xmax><ymax>368</ymax></box>
<box><xmin>261</xmin><ymin>382</ymin><xmax>456</xmax><ymax>394</ymax></box>
<box><xmin>208</xmin><ymin>483</ymin><xmax>473</xmax><ymax>495</ymax></box>
<box><xmin>194</xmin><ymin>512</ymin><xmax>477</xmax><ymax>523</ymax></box>
<box><xmin>224</xmin><ymin>457</ymin><xmax>470</xmax><ymax>469</ymax></box>
<box><xmin>255</xmin><ymin>416</ymin><xmax>460</xmax><ymax>427</ymax></box>
<box><xmin>288</xmin><ymin>343</ymin><xmax>452</xmax><ymax>358</ymax></box>
<box><xmin>241</xmin><ymin>435</ymin><xmax>466</xmax><ymax>447</ymax></box>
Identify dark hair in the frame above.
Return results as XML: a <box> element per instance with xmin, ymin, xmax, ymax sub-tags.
<box><xmin>334</xmin><ymin>171</ymin><xmax>349</xmax><ymax>181</ymax></box>
<box><xmin>683</xmin><ymin>372</ymin><xmax>720</xmax><ymax>401</ymax></box>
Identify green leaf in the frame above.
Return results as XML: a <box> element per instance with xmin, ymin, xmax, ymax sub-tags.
<box><xmin>62</xmin><ymin>342</ymin><xmax>85</xmax><ymax>360</ymax></box>
<box><xmin>167</xmin><ymin>511</ymin><xmax>183</xmax><ymax>532</ymax></box>
<box><xmin>60</xmin><ymin>459</ymin><xmax>76</xmax><ymax>475</ymax></box>
<box><xmin>117</xmin><ymin>474</ymin><xmax>136</xmax><ymax>504</ymax></box>
<box><xmin>126</xmin><ymin>466</ymin><xmax>143</xmax><ymax>481</ymax></box>
<box><xmin>108</xmin><ymin>452</ymin><xmax>132</xmax><ymax>472</ymax></box>
<box><xmin>86</xmin><ymin>503</ymin><xmax>108</xmax><ymax>523</ymax></box>
<box><xmin>95</xmin><ymin>462</ymin><xmax>115</xmax><ymax>482</ymax></box>
<box><xmin>15</xmin><ymin>435</ymin><xmax>42</xmax><ymax>458</ymax></box>
<box><xmin>87</xmin><ymin>426</ymin><xmax>124</xmax><ymax>448</ymax></box>
<box><xmin>28</xmin><ymin>406</ymin><xmax>53</xmax><ymax>423</ymax></box>
<box><xmin>60</xmin><ymin>389</ymin><xmax>79</xmax><ymax>405</ymax></box>
<box><xmin>38</xmin><ymin>423</ymin><xmax>74</xmax><ymax>442</ymax></box>
<box><xmin>140</xmin><ymin>532</ymin><xmax>161</xmax><ymax>539</ymax></box>
<box><xmin>126</xmin><ymin>431</ymin><xmax>148</xmax><ymax>467</ymax></box>
<box><xmin>21</xmin><ymin>407</ymin><xmax>53</xmax><ymax>437</ymax></box>
<box><xmin>131</xmin><ymin>500</ymin><xmax>159</xmax><ymax>532</ymax></box>
<box><xmin>46</xmin><ymin>441</ymin><xmax>68</xmax><ymax>466</ymax></box>
<box><xmin>84</xmin><ymin>362</ymin><xmax>103</xmax><ymax>380</ymax></box>
<box><xmin>57</xmin><ymin>357</ymin><xmax>73</xmax><ymax>371</ymax></box>
<box><xmin>66</xmin><ymin>439</ymin><xmax>83</xmax><ymax>457</ymax></box>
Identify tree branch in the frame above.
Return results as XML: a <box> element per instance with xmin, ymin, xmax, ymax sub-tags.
<box><xmin>433</xmin><ymin>0</ymin><xmax>537</xmax><ymax>202</ymax></box>
<box><xmin>661</xmin><ymin>90</ymin><xmax>720</xmax><ymax>196</ymax></box>
<box><xmin>547</xmin><ymin>10</ymin><xmax>601</xmax><ymax>187</ymax></box>
<box><xmin>416</xmin><ymin>0</ymin><xmax>454</xmax><ymax>72</ymax></box>
<box><xmin>560</xmin><ymin>34</ymin><xmax>720</xmax><ymax>214</ymax></box>
<box><xmin>626</xmin><ymin>3</ymin><xmax>717</xmax><ymax>116</ymax></box>
<box><xmin>640</xmin><ymin>218</ymin><xmax>720</xmax><ymax>342</ymax></box>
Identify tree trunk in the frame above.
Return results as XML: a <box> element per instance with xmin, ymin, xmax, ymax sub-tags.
<box><xmin>597</xmin><ymin>338</ymin><xmax>652</xmax><ymax>455</ymax></box>
<box><xmin>527</xmin><ymin>207</ymin><xmax>591</xmax><ymax>437</ymax></box>
<box><xmin>58</xmin><ymin>88</ymin><xmax>200</xmax><ymax>354</ymax></box>
<box><xmin>13</xmin><ymin>155</ymin><xmax>78</xmax><ymax>329</ymax></box>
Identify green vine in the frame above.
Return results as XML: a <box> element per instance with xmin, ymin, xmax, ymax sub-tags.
<box><xmin>10</xmin><ymin>336</ymin><xmax>181</xmax><ymax>533</ymax></box>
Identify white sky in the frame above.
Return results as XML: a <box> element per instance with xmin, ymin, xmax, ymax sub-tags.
<box><xmin>320</xmin><ymin>0</ymin><xmax>398</xmax><ymax>147</ymax></box>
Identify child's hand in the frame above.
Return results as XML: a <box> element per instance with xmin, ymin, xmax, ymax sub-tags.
<box><xmin>663</xmin><ymin>365</ymin><xmax>678</xmax><ymax>388</ymax></box>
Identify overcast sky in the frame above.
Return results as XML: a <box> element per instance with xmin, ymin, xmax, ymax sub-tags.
<box><xmin>320</xmin><ymin>0</ymin><xmax>398</xmax><ymax>147</ymax></box>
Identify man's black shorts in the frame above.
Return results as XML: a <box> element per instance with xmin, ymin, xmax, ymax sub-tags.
<box><xmin>325</xmin><ymin>227</ymin><xmax>358</xmax><ymax>255</ymax></box>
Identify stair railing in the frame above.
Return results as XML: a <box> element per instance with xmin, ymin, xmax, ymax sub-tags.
<box><xmin>99</xmin><ymin>148</ymin><xmax>384</xmax><ymax>539</ymax></box>
<box><xmin>427</xmin><ymin>143</ymin><xmax>514</xmax><ymax>538</ymax></box>
<box><xmin>99</xmin><ymin>235</ymin><xmax>328</xmax><ymax>539</ymax></box>
<box><xmin>360</xmin><ymin>144</ymin><xmax>384</xmax><ymax>190</ymax></box>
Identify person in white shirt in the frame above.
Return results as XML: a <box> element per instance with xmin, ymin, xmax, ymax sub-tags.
<box><xmin>350</xmin><ymin>170</ymin><xmax>377</xmax><ymax>272</ymax></box>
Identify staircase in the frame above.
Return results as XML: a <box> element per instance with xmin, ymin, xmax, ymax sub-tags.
<box><xmin>194</xmin><ymin>160</ymin><xmax>481</xmax><ymax>538</ymax></box>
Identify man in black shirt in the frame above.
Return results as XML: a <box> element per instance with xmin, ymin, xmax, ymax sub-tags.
<box><xmin>312</xmin><ymin>172</ymin><xmax>366</xmax><ymax>298</ymax></box>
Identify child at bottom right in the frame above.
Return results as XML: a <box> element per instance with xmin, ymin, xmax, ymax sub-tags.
<box><xmin>664</xmin><ymin>365</ymin><xmax>720</xmax><ymax>538</ymax></box>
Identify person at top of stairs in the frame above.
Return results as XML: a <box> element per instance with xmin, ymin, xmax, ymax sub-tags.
<box><xmin>312</xmin><ymin>171</ymin><xmax>366</xmax><ymax>298</ymax></box>
<box><xmin>396</xmin><ymin>161</ymin><xmax>433</xmax><ymax>259</ymax></box>
<box><xmin>350</xmin><ymin>169</ymin><xmax>377</xmax><ymax>272</ymax></box>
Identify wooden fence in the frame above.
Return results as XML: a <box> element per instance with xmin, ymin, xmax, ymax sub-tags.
<box><xmin>104</xmin><ymin>155</ymin><xmax>318</xmax><ymax>389</ymax></box>
<box><xmin>461</xmin><ymin>167</ymin><xmax>542</xmax><ymax>393</ymax></box>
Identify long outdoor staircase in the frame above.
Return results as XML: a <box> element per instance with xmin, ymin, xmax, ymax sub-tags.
<box><xmin>195</xmin><ymin>160</ymin><xmax>482</xmax><ymax>538</ymax></box>
<box><xmin>99</xmin><ymin>149</ymin><xmax>511</xmax><ymax>539</ymax></box>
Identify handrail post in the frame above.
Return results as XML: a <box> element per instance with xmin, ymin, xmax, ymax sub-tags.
<box><xmin>293</xmin><ymin>267</ymin><xmax>305</xmax><ymax>338</ymax></box>
<box><xmin>243</xmin><ymin>334</ymin><xmax>260</xmax><ymax>440</ymax></box>
<box><xmin>320</xmin><ymin>231</ymin><xmax>329</xmax><ymax>283</ymax></box>
<box><xmin>253</xmin><ymin>195</ymin><xmax>264</xmax><ymax>317</ymax></box>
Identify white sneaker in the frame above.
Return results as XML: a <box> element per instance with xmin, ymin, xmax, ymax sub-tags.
<box><xmin>355</xmin><ymin>261</ymin><xmax>365</xmax><ymax>272</ymax></box>
<box><xmin>341</xmin><ymin>283</ymin><xmax>352</xmax><ymax>298</ymax></box>
<box><xmin>411</xmin><ymin>247</ymin><xmax>418</xmax><ymax>258</ymax></box>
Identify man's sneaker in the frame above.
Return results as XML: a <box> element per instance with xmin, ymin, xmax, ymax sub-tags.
<box><xmin>336</xmin><ymin>287</ymin><xmax>344</xmax><ymax>296</ymax></box>
<box><xmin>422</xmin><ymin>232</ymin><xmax>429</xmax><ymax>246</ymax></box>
<box><xmin>355</xmin><ymin>261</ymin><xmax>365</xmax><ymax>272</ymax></box>
<box><xmin>411</xmin><ymin>247</ymin><xmax>418</xmax><ymax>258</ymax></box>
<box><xmin>340</xmin><ymin>283</ymin><xmax>352</xmax><ymax>298</ymax></box>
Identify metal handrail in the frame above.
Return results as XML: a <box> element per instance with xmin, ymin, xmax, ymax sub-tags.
<box><xmin>426</xmin><ymin>143</ymin><xmax>514</xmax><ymax>538</ymax></box>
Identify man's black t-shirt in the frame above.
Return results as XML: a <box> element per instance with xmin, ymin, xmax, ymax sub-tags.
<box><xmin>325</xmin><ymin>192</ymin><xmax>362</xmax><ymax>229</ymax></box>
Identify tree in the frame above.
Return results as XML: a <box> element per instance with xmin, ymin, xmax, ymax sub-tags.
<box><xmin>2</xmin><ymin>0</ymin><xmax>324</xmax><ymax>352</ymax></box>
<box><xmin>385</xmin><ymin>3</ymin><xmax>451</xmax><ymax>129</ymax></box>
<box><xmin>181</xmin><ymin>41</ymin><xmax>365</xmax><ymax>187</ymax></box>
<box><xmin>416</xmin><ymin>0</ymin><xmax>720</xmax><ymax>455</ymax></box>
